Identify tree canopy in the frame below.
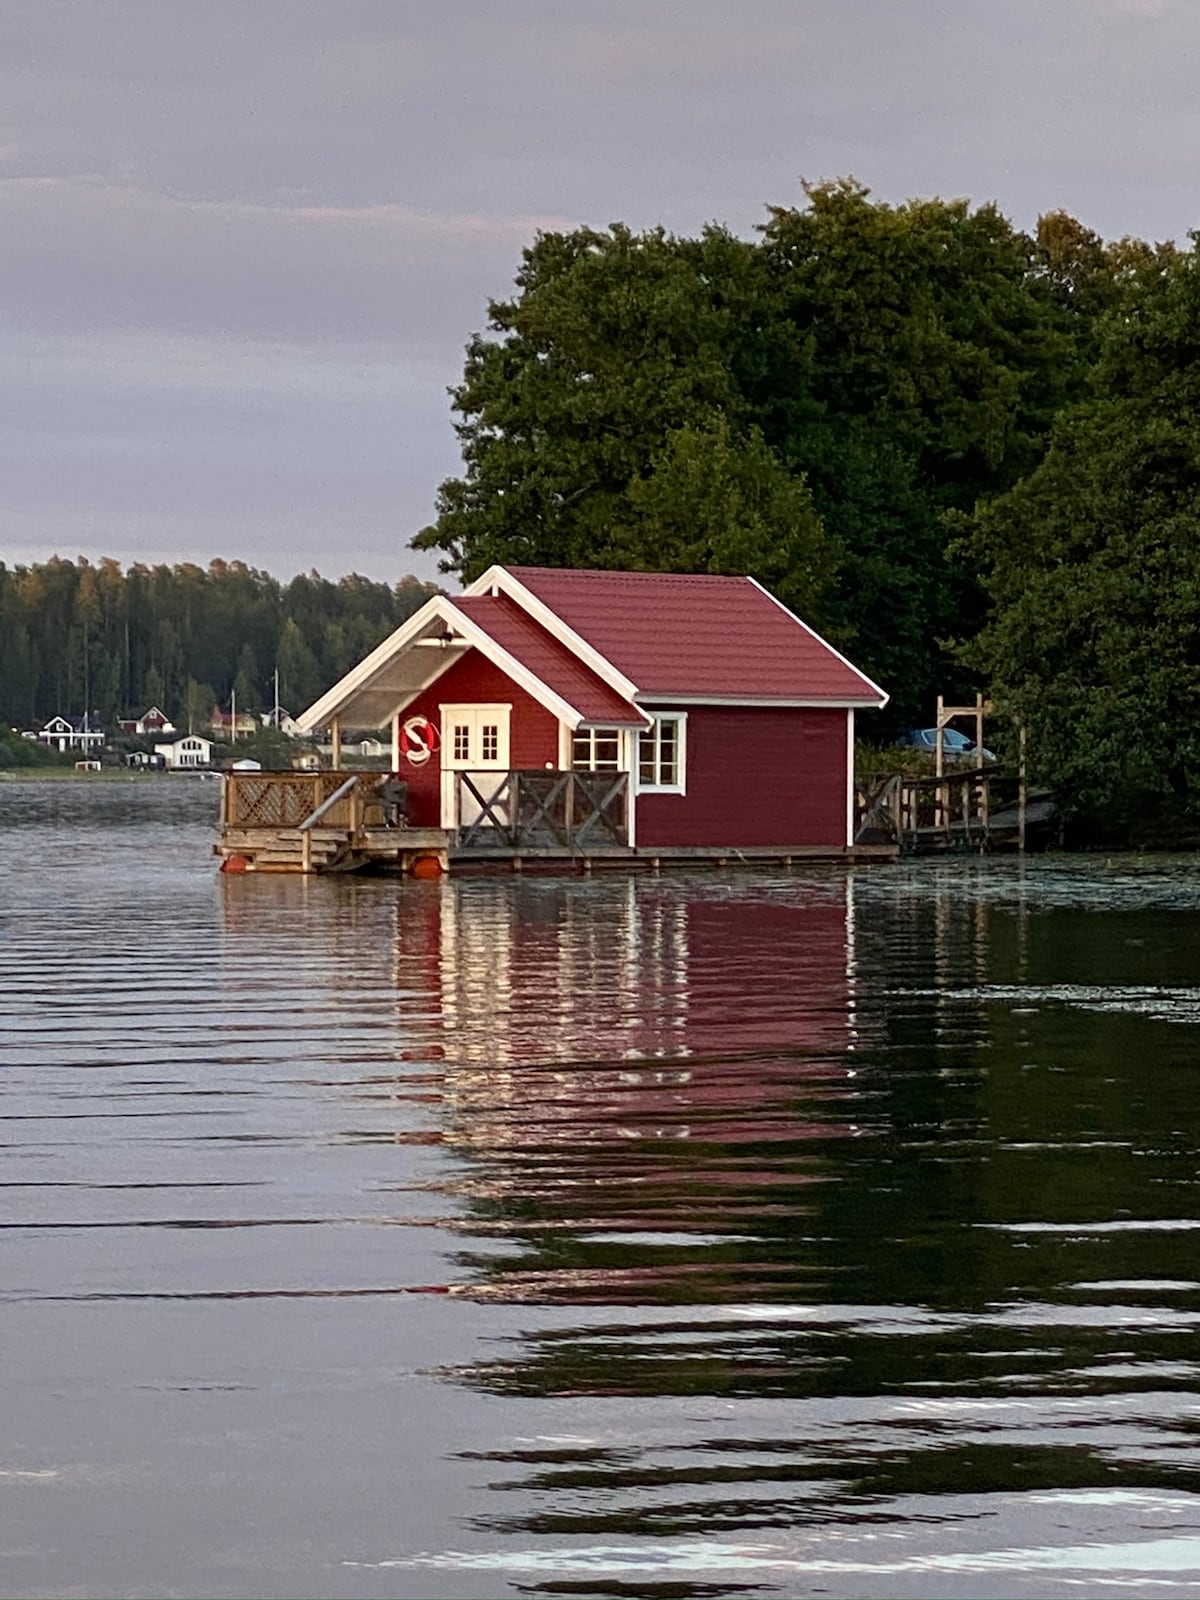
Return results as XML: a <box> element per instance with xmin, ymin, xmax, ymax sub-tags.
<box><xmin>415</xmin><ymin>181</ymin><xmax>1092</xmax><ymax>721</ymax></box>
<box><xmin>968</xmin><ymin>240</ymin><xmax>1200</xmax><ymax>837</ymax></box>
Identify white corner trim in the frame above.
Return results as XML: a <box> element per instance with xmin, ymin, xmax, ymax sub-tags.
<box><xmin>744</xmin><ymin>576</ymin><xmax>890</xmax><ymax>708</ymax></box>
<box><xmin>465</xmin><ymin>565</ymin><xmax>643</xmax><ymax>703</ymax></box>
<box><xmin>846</xmin><ymin>708</ymin><xmax>856</xmax><ymax>848</ymax></box>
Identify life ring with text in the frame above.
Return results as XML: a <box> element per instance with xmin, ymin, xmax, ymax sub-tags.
<box><xmin>400</xmin><ymin>715</ymin><xmax>440</xmax><ymax>766</ymax></box>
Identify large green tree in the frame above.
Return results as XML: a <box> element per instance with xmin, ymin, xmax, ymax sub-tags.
<box><xmin>969</xmin><ymin>240</ymin><xmax>1200</xmax><ymax>835</ymax></box>
<box><xmin>414</xmin><ymin>184</ymin><xmax>1081</xmax><ymax>720</ymax></box>
<box><xmin>412</xmin><ymin>222</ymin><xmax>834</xmax><ymax>619</ymax></box>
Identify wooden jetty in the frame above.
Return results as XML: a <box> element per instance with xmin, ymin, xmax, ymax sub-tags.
<box><xmin>855</xmin><ymin>768</ymin><xmax>1055</xmax><ymax>855</ymax></box>
<box><xmin>216</xmin><ymin>767</ymin><xmax>897</xmax><ymax>875</ymax></box>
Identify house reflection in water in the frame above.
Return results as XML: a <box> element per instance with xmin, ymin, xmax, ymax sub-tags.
<box><xmin>381</xmin><ymin>873</ymin><xmax>876</xmax><ymax>1311</ymax></box>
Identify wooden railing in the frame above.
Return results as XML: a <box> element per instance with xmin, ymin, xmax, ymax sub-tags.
<box><xmin>855</xmin><ymin>769</ymin><xmax>1036</xmax><ymax>851</ymax></box>
<box><xmin>222</xmin><ymin>770</ymin><xmax>387</xmax><ymax>832</ymax></box>
<box><xmin>456</xmin><ymin>769</ymin><xmax>629</xmax><ymax>849</ymax></box>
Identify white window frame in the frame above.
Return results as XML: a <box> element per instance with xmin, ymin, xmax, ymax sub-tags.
<box><xmin>636</xmin><ymin>712</ymin><xmax>687</xmax><ymax>795</ymax></box>
<box><xmin>570</xmin><ymin>726</ymin><xmax>623</xmax><ymax>772</ymax></box>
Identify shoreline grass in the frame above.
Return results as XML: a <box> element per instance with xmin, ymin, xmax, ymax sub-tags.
<box><xmin>0</xmin><ymin>768</ymin><xmax>210</xmax><ymax>782</ymax></box>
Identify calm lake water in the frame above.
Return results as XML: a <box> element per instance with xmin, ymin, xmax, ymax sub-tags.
<box><xmin>3</xmin><ymin>778</ymin><xmax>1200</xmax><ymax>1599</ymax></box>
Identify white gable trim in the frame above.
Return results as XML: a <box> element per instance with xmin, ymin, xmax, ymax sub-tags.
<box><xmin>745</xmin><ymin>576</ymin><xmax>889</xmax><ymax>708</ymax></box>
<box><xmin>296</xmin><ymin>592</ymin><xmax>592</xmax><ymax>734</ymax></box>
<box><xmin>466</xmin><ymin>565</ymin><xmax>642</xmax><ymax>703</ymax></box>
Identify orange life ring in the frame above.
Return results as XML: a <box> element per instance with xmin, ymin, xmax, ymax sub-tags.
<box><xmin>400</xmin><ymin>715</ymin><xmax>440</xmax><ymax>766</ymax></box>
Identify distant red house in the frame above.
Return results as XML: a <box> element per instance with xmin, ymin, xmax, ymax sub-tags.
<box><xmin>117</xmin><ymin>705</ymin><xmax>176</xmax><ymax>736</ymax></box>
<box><xmin>297</xmin><ymin>567</ymin><xmax>887</xmax><ymax>854</ymax></box>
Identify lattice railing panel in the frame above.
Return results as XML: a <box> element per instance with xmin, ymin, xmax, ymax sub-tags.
<box><xmin>227</xmin><ymin>771</ymin><xmax>341</xmax><ymax>828</ymax></box>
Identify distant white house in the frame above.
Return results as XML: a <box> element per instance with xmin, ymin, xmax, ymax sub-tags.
<box><xmin>261</xmin><ymin>707</ymin><xmax>304</xmax><ymax>737</ymax></box>
<box><xmin>36</xmin><ymin>715</ymin><xmax>105</xmax><ymax>754</ymax></box>
<box><xmin>155</xmin><ymin>734</ymin><xmax>212</xmax><ymax>770</ymax></box>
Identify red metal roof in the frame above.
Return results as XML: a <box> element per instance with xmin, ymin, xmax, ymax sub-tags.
<box><xmin>450</xmin><ymin>594</ymin><xmax>648</xmax><ymax>724</ymax></box>
<box><xmin>504</xmin><ymin>568</ymin><xmax>885</xmax><ymax>703</ymax></box>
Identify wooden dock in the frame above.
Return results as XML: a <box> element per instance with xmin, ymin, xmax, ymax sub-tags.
<box><xmin>217</xmin><ymin>770</ymin><xmax>450</xmax><ymax>875</ymax></box>
<box><xmin>855</xmin><ymin>769</ymin><xmax>1055</xmax><ymax>855</ymax></box>
<box><xmin>215</xmin><ymin>769</ymin><xmax>897</xmax><ymax>875</ymax></box>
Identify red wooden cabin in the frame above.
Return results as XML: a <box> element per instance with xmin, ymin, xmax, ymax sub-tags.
<box><xmin>298</xmin><ymin>566</ymin><xmax>887</xmax><ymax>857</ymax></box>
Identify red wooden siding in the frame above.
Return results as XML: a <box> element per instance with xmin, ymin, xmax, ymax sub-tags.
<box><xmin>635</xmin><ymin>706</ymin><xmax>848</xmax><ymax>849</ymax></box>
<box><xmin>394</xmin><ymin>648</ymin><xmax>560</xmax><ymax>827</ymax></box>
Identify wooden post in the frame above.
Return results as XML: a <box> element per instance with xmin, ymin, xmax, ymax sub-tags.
<box><xmin>935</xmin><ymin>693</ymin><xmax>947</xmax><ymax>832</ymax></box>
<box><xmin>330</xmin><ymin>716</ymin><xmax>342</xmax><ymax>771</ymax></box>
<box><xmin>1018</xmin><ymin>719</ymin><xmax>1028</xmax><ymax>855</ymax></box>
<box><xmin>980</xmin><ymin>767</ymin><xmax>990</xmax><ymax>844</ymax></box>
<box><xmin>349</xmin><ymin>775</ymin><xmax>360</xmax><ymax>841</ymax></box>
<box><xmin>301</xmin><ymin>828</ymin><xmax>312</xmax><ymax>875</ymax></box>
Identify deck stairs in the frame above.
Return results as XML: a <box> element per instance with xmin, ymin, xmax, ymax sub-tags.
<box><xmin>218</xmin><ymin>825</ymin><xmax>357</xmax><ymax>873</ymax></box>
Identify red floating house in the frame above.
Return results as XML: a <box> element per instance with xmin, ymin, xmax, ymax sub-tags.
<box><xmin>296</xmin><ymin>566</ymin><xmax>888</xmax><ymax>862</ymax></box>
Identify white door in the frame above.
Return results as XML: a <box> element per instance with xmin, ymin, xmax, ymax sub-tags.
<box><xmin>440</xmin><ymin>704</ymin><xmax>511</xmax><ymax>829</ymax></box>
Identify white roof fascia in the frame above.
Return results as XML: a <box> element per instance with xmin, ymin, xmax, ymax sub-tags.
<box><xmin>465</xmin><ymin>566</ymin><xmax>643</xmax><ymax>703</ymax></box>
<box><xmin>635</xmin><ymin>694</ymin><xmax>888</xmax><ymax>709</ymax></box>
<box><xmin>744</xmin><ymin>576</ymin><xmax>889</xmax><ymax>708</ymax></box>
<box><xmin>444</xmin><ymin>605</ymin><xmax>587</xmax><ymax>729</ymax></box>
<box><xmin>298</xmin><ymin>591</ymin><xmax>590</xmax><ymax>733</ymax></box>
<box><xmin>296</xmin><ymin>594</ymin><xmax>455</xmax><ymax>731</ymax></box>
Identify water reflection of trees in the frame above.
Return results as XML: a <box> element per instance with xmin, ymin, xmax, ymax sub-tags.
<box><xmin>400</xmin><ymin>871</ymin><xmax>1200</xmax><ymax>1571</ymax></box>
<box><xmin>219</xmin><ymin>867</ymin><xmax>1200</xmax><ymax>1569</ymax></box>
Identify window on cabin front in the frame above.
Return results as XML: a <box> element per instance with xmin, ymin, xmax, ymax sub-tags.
<box><xmin>638</xmin><ymin>715</ymin><xmax>685</xmax><ymax>791</ymax></box>
<box><xmin>481</xmin><ymin>724</ymin><xmax>499</xmax><ymax>762</ymax></box>
<box><xmin>453</xmin><ymin>724</ymin><xmax>470</xmax><ymax>761</ymax></box>
<box><xmin>571</xmin><ymin>728</ymin><xmax>621</xmax><ymax>771</ymax></box>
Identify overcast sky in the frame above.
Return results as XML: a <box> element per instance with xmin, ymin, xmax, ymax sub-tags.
<box><xmin>2</xmin><ymin>0</ymin><xmax>1197</xmax><ymax>586</ymax></box>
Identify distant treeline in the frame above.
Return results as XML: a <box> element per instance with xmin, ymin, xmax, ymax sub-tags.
<box><xmin>0</xmin><ymin>558</ymin><xmax>440</xmax><ymax>730</ymax></box>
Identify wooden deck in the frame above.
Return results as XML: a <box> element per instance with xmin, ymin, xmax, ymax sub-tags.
<box><xmin>215</xmin><ymin>769</ymin><xmax>897</xmax><ymax>875</ymax></box>
<box><xmin>216</xmin><ymin>770</ymin><xmax>451</xmax><ymax>875</ymax></box>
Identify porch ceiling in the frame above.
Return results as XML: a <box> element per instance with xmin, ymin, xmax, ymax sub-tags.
<box><xmin>309</xmin><ymin>617</ymin><xmax>469</xmax><ymax>731</ymax></box>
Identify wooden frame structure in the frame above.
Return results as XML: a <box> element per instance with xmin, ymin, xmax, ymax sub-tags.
<box><xmin>455</xmin><ymin>769</ymin><xmax>630</xmax><ymax>850</ymax></box>
<box><xmin>215</xmin><ymin>767</ymin><xmax>898</xmax><ymax>873</ymax></box>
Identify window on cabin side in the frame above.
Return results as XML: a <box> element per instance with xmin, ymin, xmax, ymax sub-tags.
<box><xmin>638</xmin><ymin>716</ymin><xmax>684</xmax><ymax>790</ymax></box>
